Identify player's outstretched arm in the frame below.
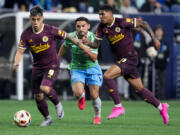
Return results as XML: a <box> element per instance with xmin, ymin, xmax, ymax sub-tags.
<box><xmin>13</xmin><ymin>48</ymin><xmax>25</xmax><ymax>72</ymax></box>
<box><xmin>65</xmin><ymin>33</ymin><xmax>80</xmax><ymax>46</ymax></box>
<box><xmin>83</xmin><ymin>38</ymin><xmax>101</xmax><ymax>49</ymax></box>
<box><xmin>136</xmin><ymin>19</ymin><xmax>161</xmax><ymax>50</ymax></box>
<box><xmin>58</xmin><ymin>44</ymin><xmax>67</xmax><ymax>58</ymax></box>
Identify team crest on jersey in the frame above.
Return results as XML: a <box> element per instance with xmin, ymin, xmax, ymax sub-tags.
<box><xmin>115</xmin><ymin>27</ymin><xmax>121</xmax><ymax>33</ymax></box>
<box><xmin>42</xmin><ymin>36</ymin><xmax>48</xmax><ymax>42</ymax></box>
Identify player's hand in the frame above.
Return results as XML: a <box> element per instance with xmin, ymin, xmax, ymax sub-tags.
<box><xmin>82</xmin><ymin>36</ymin><xmax>90</xmax><ymax>44</ymax></box>
<box><xmin>153</xmin><ymin>39</ymin><xmax>161</xmax><ymax>50</ymax></box>
<box><xmin>13</xmin><ymin>63</ymin><xmax>19</xmax><ymax>72</ymax></box>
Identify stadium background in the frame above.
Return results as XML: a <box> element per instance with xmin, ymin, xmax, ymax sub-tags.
<box><xmin>0</xmin><ymin>1</ymin><xmax>180</xmax><ymax>135</ymax></box>
<box><xmin>0</xmin><ymin>0</ymin><xmax>180</xmax><ymax>100</ymax></box>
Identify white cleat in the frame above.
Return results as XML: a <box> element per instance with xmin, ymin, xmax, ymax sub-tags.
<box><xmin>40</xmin><ymin>115</ymin><xmax>53</xmax><ymax>127</ymax></box>
<box><xmin>56</xmin><ymin>103</ymin><xmax>64</xmax><ymax>120</ymax></box>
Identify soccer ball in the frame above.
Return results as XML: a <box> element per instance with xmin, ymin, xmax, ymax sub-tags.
<box><xmin>14</xmin><ymin>110</ymin><xmax>31</xmax><ymax>127</ymax></box>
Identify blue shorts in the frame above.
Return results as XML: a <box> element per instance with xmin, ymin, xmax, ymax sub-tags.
<box><xmin>70</xmin><ymin>64</ymin><xmax>103</xmax><ymax>86</ymax></box>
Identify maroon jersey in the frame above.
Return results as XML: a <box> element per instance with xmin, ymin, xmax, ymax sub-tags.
<box><xmin>95</xmin><ymin>17</ymin><xmax>138</xmax><ymax>60</ymax></box>
<box><xmin>18</xmin><ymin>24</ymin><xmax>66</xmax><ymax>69</ymax></box>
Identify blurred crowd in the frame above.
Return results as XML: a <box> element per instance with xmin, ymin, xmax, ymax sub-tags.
<box><xmin>0</xmin><ymin>0</ymin><xmax>180</xmax><ymax>14</ymax></box>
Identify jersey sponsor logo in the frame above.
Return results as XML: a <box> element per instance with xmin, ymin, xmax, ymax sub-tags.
<box><xmin>115</xmin><ymin>27</ymin><xmax>121</xmax><ymax>33</ymax></box>
<box><xmin>42</xmin><ymin>36</ymin><xmax>48</xmax><ymax>42</ymax></box>
<box><xmin>30</xmin><ymin>43</ymin><xmax>50</xmax><ymax>53</ymax></box>
<box><xmin>108</xmin><ymin>33</ymin><xmax>125</xmax><ymax>44</ymax></box>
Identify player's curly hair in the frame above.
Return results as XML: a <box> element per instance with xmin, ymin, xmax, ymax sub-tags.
<box><xmin>30</xmin><ymin>5</ymin><xmax>43</xmax><ymax>16</ymax></box>
<box><xmin>75</xmin><ymin>17</ymin><xmax>89</xmax><ymax>24</ymax></box>
<box><xmin>99</xmin><ymin>4</ymin><xmax>113</xmax><ymax>12</ymax></box>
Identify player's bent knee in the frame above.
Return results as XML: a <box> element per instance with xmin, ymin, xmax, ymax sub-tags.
<box><xmin>91</xmin><ymin>95</ymin><xmax>99</xmax><ymax>100</ymax></box>
<box><xmin>40</xmin><ymin>85</ymin><xmax>51</xmax><ymax>93</ymax></box>
<box><xmin>90</xmin><ymin>92</ymin><xmax>99</xmax><ymax>100</ymax></box>
<box><xmin>134</xmin><ymin>86</ymin><xmax>143</xmax><ymax>92</ymax></box>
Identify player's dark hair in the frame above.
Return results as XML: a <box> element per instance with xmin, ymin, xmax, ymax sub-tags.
<box><xmin>99</xmin><ymin>5</ymin><xmax>113</xmax><ymax>12</ymax></box>
<box><xmin>30</xmin><ymin>5</ymin><xmax>43</xmax><ymax>16</ymax></box>
<box><xmin>75</xmin><ymin>17</ymin><xmax>89</xmax><ymax>24</ymax></box>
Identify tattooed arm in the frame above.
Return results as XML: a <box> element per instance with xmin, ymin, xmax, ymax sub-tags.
<box><xmin>82</xmin><ymin>38</ymin><xmax>101</xmax><ymax>49</ymax></box>
<box><xmin>136</xmin><ymin>18</ymin><xmax>161</xmax><ymax>50</ymax></box>
<box><xmin>65</xmin><ymin>33</ymin><xmax>80</xmax><ymax>46</ymax></box>
<box><xmin>66</xmin><ymin>32</ymin><xmax>101</xmax><ymax>49</ymax></box>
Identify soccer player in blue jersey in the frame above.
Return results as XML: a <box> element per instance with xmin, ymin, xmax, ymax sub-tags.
<box><xmin>58</xmin><ymin>17</ymin><xmax>102</xmax><ymax>124</ymax></box>
<box><xmin>13</xmin><ymin>6</ymin><xmax>84</xmax><ymax>126</ymax></box>
<box><xmin>76</xmin><ymin>5</ymin><xmax>169</xmax><ymax>124</ymax></box>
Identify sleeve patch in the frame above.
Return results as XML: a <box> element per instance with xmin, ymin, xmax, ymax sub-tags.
<box><xmin>126</xmin><ymin>18</ymin><xmax>134</xmax><ymax>24</ymax></box>
<box><xmin>18</xmin><ymin>40</ymin><xmax>24</xmax><ymax>47</ymax></box>
<box><xmin>58</xmin><ymin>30</ymin><xmax>62</xmax><ymax>35</ymax></box>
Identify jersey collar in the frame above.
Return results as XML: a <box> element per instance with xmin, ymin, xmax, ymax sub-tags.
<box><xmin>107</xmin><ymin>17</ymin><xmax>115</xmax><ymax>28</ymax></box>
<box><xmin>32</xmin><ymin>24</ymin><xmax>44</xmax><ymax>34</ymax></box>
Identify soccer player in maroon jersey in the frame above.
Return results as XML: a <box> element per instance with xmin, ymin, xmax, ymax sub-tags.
<box><xmin>78</xmin><ymin>5</ymin><xmax>169</xmax><ymax>124</ymax></box>
<box><xmin>13</xmin><ymin>6</ymin><xmax>83</xmax><ymax>126</ymax></box>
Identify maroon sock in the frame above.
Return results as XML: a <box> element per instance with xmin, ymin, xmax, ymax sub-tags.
<box><xmin>47</xmin><ymin>88</ymin><xmax>59</xmax><ymax>105</ymax></box>
<box><xmin>35</xmin><ymin>99</ymin><xmax>49</xmax><ymax>118</ymax></box>
<box><xmin>136</xmin><ymin>88</ymin><xmax>160</xmax><ymax>108</ymax></box>
<box><xmin>104</xmin><ymin>79</ymin><xmax>121</xmax><ymax>105</ymax></box>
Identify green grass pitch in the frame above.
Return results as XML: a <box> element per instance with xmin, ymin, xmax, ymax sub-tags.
<box><xmin>0</xmin><ymin>100</ymin><xmax>179</xmax><ymax>135</ymax></box>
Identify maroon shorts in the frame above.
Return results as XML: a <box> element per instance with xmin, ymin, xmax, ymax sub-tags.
<box><xmin>115</xmin><ymin>56</ymin><xmax>140</xmax><ymax>80</ymax></box>
<box><xmin>31</xmin><ymin>68</ymin><xmax>60</xmax><ymax>94</ymax></box>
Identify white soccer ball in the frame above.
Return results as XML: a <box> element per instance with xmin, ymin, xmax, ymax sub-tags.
<box><xmin>14</xmin><ymin>110</ymin><xmax>31</xmax><ymax>127</ymax></box>
<box><xmin>146</xmin><ymin>46</ymin><xmax>158</xmax><ymax>58</ymax></box>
